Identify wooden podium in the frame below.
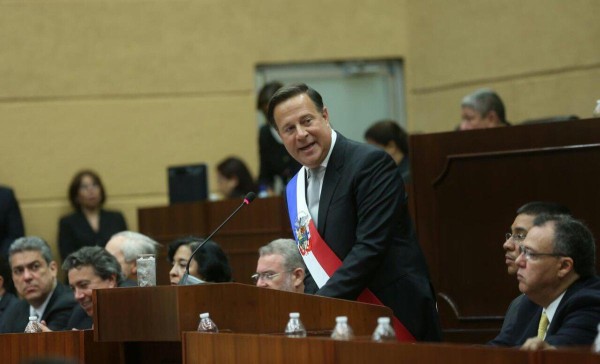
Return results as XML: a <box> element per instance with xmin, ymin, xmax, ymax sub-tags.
<box><xmin>138</xmin><ymin>197</ymin><xmax>292</xmax><ymax>285</ymax></box>
<box><xmin>410</xmin><ymin>118</ymin><xmax>600</xmax><ymax>342</ymax></box>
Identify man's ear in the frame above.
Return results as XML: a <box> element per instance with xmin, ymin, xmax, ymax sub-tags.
<box><xmin>131</xmin><ymin>261</ymin><xmax>137</xmax><ymax>275</ymax></box>
<box><xmin>48</xmin><ymin>261</ymin><xmax>58</xmax><ymax>277</ymax></box>
<box><xmin>292</xmin><ymin>268</ymin><xmax>305</xmax><ymax>287</ymax></box>
<box><xmin>486</xmin><ymin>110</ymin><xmax>500</xmax><ymax>126</ymax></box>
<box><xmin>557</xmin><ymin>257</ymin><xmax>574</xmax><ymax>278</ymax></box>
<box><xmin>108</xmin><ymin>274</ymin><xmax>117</xmax><ymax>288</ymax></box>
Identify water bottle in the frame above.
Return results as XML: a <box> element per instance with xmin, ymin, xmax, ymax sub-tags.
<box><xmin>594</xmin><ymin>100</ymin><xmax>600</xmax><ymax>118</ymax></box>
<box><xmin>371</xmin><ymin>317</ymin><xmax>396</xmax><ymax>342</ymax></box>
<box><xmin>284</xmin><ymin>312</ymin><xmax>307</xmax><ymax>338</ymax></box>
<box><xmin>24</xmin><ymin>316</ymin><xmax>42</xmax><ymax>333</ymax></box>
<box><xmin>593</xmin><ymin>323</ymin><xmax>600</xmax><ymax>353</ymax></box>
<box><xmin>197</xmin><ymin>312</ymin><xmax>219</xmax><ymax>333</ymax></box>
<box><xmin>330</xmin><ymin>316</ymin><xmax>354</xmax><ymax>340</ymax></box>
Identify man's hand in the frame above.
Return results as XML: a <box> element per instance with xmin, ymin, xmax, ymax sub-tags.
<box><xmin>38</xmin><ymin>320</ymin><xmax>52</xmax><ymax>332</ymax></box>
<box><xmin>520</xmin><ymin>337</ymin><xmax>557</xmax><ymax>351</ymax></box>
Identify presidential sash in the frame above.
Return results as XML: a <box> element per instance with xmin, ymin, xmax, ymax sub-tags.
<box><xmin>286</xmin><ymin>169</ymin><xmax>416</xmax><ymax>342</ymax></box>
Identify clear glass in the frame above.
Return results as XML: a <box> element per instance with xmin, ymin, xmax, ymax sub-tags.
<box><xmin>137</xmin><ymin>254</ymin><xmax>156</xmax><ymax>287</ymax></box>
<box><xmin>372</xmin><ymin>317</ymin><xmax>396</xmax><ymax>342</ymax></box>
<box><xmin>197</xmin><ymin>313</ymin><xmax>219</xmax><ymax>333</ymax></box>
<box><xmin>330</xmin><ymin>316</ymin><xmax>354</xmax><ymax>341</ymax></box>
<box><xmin>24</xmin><ymin>316</ymin><xmax>42</xmax><ymax>333</ymax></box>
<box><xmin>284</xmin><ymin>312</ymin><xmax>307</xmax><ymax>338</ymax></box>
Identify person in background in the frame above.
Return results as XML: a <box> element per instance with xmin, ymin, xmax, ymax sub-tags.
<box><xmin>0</xmin><ymin>237</ymin><xmax>76</xmax><ymax>333</ymax></box>
<box><xmin>168</xmin><ymin>236</ymin><xmax>232</xmax><ymax>285</ymax></box>
<box><xmin>0</xmin><ymin>255</ymin><xmax>18</xmax><ymax>326</ymax></box>
<box><xmin>489</xmin><ymin>214</ymin><xmax>600</xmax><ymax>349</ymax></box>
<box><xmin>459</xmin><ymin>88</ymin><xmax>510</xmax><ymax>131</ymax></box>
<box><xmin>256</xmin><ymin>81</ymin><xmax>301</xmax><ymax>195</ymax></box>
<box><xmin>58</xmin><ymin>170</ymin><xmax>127</xmax><ymax>261</ymax></box>
<box><xmin>105</xmin><ymin>231</ymin><xmax>160</xmax><ymax>284</ymax></box>
<box><xmin>364</xmin><ymin>119</ymin><xmax>411</xmax><ymax>184</ymax></box>
<box><xmin>0</xmin><ymin>185</ymin><xmax>25</xmax><ymax>258</ymax></box>
<box><xmin>216</xmin><ymin>157</ymin><xmax>258</xmax><ymax>199</ymax></box>
<box><xmin>497</xmin><ymin>202</ymin><xmax>571</xmax><ymax>335</ymax></box>
<box><xmin>254</xmin><ymin>238</ymin><xmax>305</xmax><ymax>293</ymax></box>
<box><xmin>61</xmin><ymin>246</ymin><xmax>124</xmax><ymax>330</ymax></box>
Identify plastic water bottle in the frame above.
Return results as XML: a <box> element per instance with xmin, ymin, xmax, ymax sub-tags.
<box><xmin>284</xmin><ymin>312</ymin><xmax>307</xmax><ymax>338</ymax></box>
<box><xmin>24</xmin><ymin>316</ymin><xmax>42</xmax><ymax>333</ymax></box>
<box><xmin>330</xmin><ymin>316</ymin><xmax>354</xmax><ymax>340</ymax></box>
<box><xmin>197</xmin><ymin>312</ymin><xmax>219</xmax><ymax>333</ymax></box>
<box><xmin>593</xmin><ymin>323</ymin><xmax>600</xmax><ymax>352</ymax></box>
<box><xmin>372</xmin><ymin>317</ymin><xmax>396</xmax><ymax>342</ymax></box>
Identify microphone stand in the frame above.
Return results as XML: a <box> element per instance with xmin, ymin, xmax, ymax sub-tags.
<box><xmin>179</xmin><ymin>192</ymin><xmax>256</xmax><ymax>285</ymax></box>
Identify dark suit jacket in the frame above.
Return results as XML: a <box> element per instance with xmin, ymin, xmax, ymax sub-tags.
<box><xmin>0</xmin><ymin>292</ymin><xmax>19</xmax><ymax>327</ymax></box>
<box><xmin>0</xmin><ymin>186</ymin><xmax>25</xmax><ymax>258</ymax></box>
<box><xmin>302</xmin><ymin>133</ymin><xmax>441</xmax><ymax>341</ymax></box>
<box><xmin>58</xmin><ymin>209</ymin><xmax>127</xmax><ymax>260</ymax></box>
<box><xmin>489</xmin><ymin>276</ymin><xmax>600</xmax><ymax>346</ymax></box>
<box><xmin>0</xmin><ymin>282</ymin><xmax>77</xmax><ymax>333</ymax></box>
<box><xmin>66</xmin><ymin>305</ymin><xmax>93</xmax><ymax>330</ymax></box>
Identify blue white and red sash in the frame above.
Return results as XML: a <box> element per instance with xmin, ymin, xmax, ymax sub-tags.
<box><xmin>286</xmin><ymin>169</ymin><xmax>415</xmax><ymax>342</ymax></box>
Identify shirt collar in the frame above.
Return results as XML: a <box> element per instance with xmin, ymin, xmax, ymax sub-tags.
<box><xmin>544</xmin><ymin>290</ymin><xmax>566</xmax><ymax>324</ymax></box>
<box><xmin>29</xmin><ymin>281</ymin><xmax>57</xmax><ymax>320</ymax></box>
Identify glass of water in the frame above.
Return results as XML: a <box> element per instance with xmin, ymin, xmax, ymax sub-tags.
<box><xmin>137</xmin><ymin>254</ymin><xmax>156</xmax><ymax>287</ymax></box>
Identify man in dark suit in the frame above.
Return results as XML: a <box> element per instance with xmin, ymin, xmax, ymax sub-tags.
<box><xmin>0</xmin><ymin>255</ymin><xmax>19</xmax><ymax>326</ymax></box>
<box><xmin>267</xmin><ymin>83</ymin><xmax>441</xmax><ymax>342</ymax></box>
<box><xmin>0</xmin><ymin>236</ymin><xmax>76</xmax><ymax>333</ymax></box>
<box><xmin>489</xmin><ymin>214</ymin><xmax>600</xmax><ymax>349</ymax></box>
<box><xmin>0</xmin><ymin>185</ymin><xmax>25</xmax><ymax>258</ymax></box>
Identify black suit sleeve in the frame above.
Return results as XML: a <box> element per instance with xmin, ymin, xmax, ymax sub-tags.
<box><xmin>0</xmin><ymin>188</ymin><xmax>25</xmax><ymax>257</ymax></box>
<box><xmin>58</xmin><ymin>217</ymin><xmax>77</xmax><ymax>260</ymax></box>
<box><xmin>317</xmin><ymin>151</ymin><xmax>402</xmax><ymax>299</ymax></box>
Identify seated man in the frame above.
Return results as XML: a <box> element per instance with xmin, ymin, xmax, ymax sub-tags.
<box><xmin>61</xmin><ymin>246</ymin><xmax>124</xmax><ymax>330</ymax></box>
<box><xmin>0</xmin><ymin>236</ymin><xmax>76</xmax><ymax>333</ymax></box>
<box><xmin>459</xmin><ymin>88</ymin><xmax>510</xmax><ymax>131</ymax></box>
<box><xmin>253</xmin><ymin>239</ymin><xmax>305</xmax><ymax>293</ymax></box>
<box><xmin>499</xmin><ymin>202</ymin><xmax>571</xmax><ymax>331</ymax></box>
<box><xmin>105</xmin><ymin>231</ymin><xmax>160</xmax><ymax>284</ymax></box>
<box><xmin>489</xmin><ymin>214</ymin><xmax>600</xmax><ymax>349</ymax></box>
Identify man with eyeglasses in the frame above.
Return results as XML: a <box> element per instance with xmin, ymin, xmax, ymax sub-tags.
<box><xmin>253</xmin><ymin>239</ymin><xmax>305</xmax><ymax>293</ymax></box>
<box><xmin>0</xmin><ymin>236</ymin><xmax>76</xmax><ymax>333</ymax></box>
<box><xmin>497</xmin><ymin>202</ymin><xmax>571</xmax><ymax>336</ymax></box>
<box><xmin>489</xmin><ymin>214</ymin><xmax>600</xmax><ymax>349</ymax></box>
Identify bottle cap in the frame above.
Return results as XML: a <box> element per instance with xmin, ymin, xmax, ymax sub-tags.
<box><xmin>28</xmin><ymin>316</ymin><xmax>38</xmax><ymax>321</ymax></box>
<box><xmin>377</xmin><ymin>317</ymin><xmax>391</xmax><ymax>324</ymax></box>
<box><xmin>289</xmin><ymin>312</ymin><xmax>300</xmax><ymax>318</ymax></box>
<box><xmin>335</xmin><ymin>316</ymin><xmax>348</xmax><ymax>323</ymax></box>
<box><xmin>199</xmin><ymin>312</ymin><xmax>210</xmax><ymax>319</ymax></box>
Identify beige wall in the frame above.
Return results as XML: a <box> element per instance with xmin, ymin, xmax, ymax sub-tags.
<box><xmin>0</xmin><ymin>0</ymin><xmax>598</xmax><ymax>262</ymax></box>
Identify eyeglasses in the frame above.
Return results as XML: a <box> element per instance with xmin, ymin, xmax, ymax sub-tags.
<box><xmin>517</xmin><ymin>245</ymin><xmax>566</xmax><ymax>261</ymax></box>
<box><xmin>251</xmin><ymin>270</ymin><xmax>292</xmax><ymax>284</ymax></box>
<box><xmin>505</xmin><ymin>232</ymin><xmax>527</xmax><ymax>242</ymax></box>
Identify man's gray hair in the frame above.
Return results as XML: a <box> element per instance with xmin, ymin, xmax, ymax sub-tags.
<box><xmin>461</xmin><ymin>88</ymin><xmax>506</xmax><ymax>122</ymax></box>
<box><xmin>111</xmin><ymin>231</ymin><xmax>160</xmax><ymax>263</ymax></box>
<box><xmin>9</xmin><ymin>236</ymin><xmax>54</xmax><ymax>264</ymax></box>
<box><xmin>258</xmin><ymin>239</ymin><xmax>305</xmax><ymax>271</ymax></box>
<box><xmin>62</xmin><ymin>246</ymin><xmax>124</xmax><ymax>285</ymax></box>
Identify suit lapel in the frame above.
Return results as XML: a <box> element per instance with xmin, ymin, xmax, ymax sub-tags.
<box><xmin>317</xmin><ymin>134</ymin><xmax>346</xmax><ymax>234</ymax></box>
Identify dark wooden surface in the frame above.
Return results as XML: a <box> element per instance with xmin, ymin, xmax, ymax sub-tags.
<box><xmin>138</xmin><ymin>196</ymin><xmax>292</xmax><ymax>285</ymax></box>
<box><xmin>183</xmin><ymin>332</ymin><xmax>600</xmax><ymax>364</ymax></box>
<box><xmin>410</xmin><ymin>118</ymin><xmax>600</xmax><ymax>342</ymax></box>
<box><xmin>0</xmin><ymin>330</ymin><xmax>121</xmax><ymax>364</ymax></box>
<box><xmin>93</xmin><ymin>283</ymin><xmax>392</xmax><ymax>342</ymax></box>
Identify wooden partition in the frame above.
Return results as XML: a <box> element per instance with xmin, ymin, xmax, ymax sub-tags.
<box><xmin>93</xmin><ymin>283</ymin><xmax>392</xmax><ymax>343</ymax></box>
<box><xmin>409</xmin><ymin>118</ymin><xmax>600</xmax><ymax>342</ymax></box>
<box><xmin>138</xmin><ymin>196</ymin><xmax>291</xmax><ymax>285</ymax></box>
<box><xmin>0</xmin><ymin>330</ymin><xmax>121</xmax><ymax>364</ymax></box>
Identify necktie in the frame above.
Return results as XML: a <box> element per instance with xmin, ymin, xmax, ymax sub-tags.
<box><xmin>537</xmin><ymin>311</ymin><xmax>549</xmax><ymax>339</ymax></box>
<box><xmin>307</xmin><ymin>167</ymin><xmax>323</xmax><ymax>226</ymax></box>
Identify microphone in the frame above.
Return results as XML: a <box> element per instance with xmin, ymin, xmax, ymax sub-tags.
<box><xmin>179</xmin><ymin>192</ymin><xmax>257</xmax><ymax>285</ymax></box>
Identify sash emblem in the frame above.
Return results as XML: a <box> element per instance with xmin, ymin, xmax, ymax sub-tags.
<box><xmin>294</xmin><ymin>212</ymin><xmax>312</xmax><ymax>256</ymax></box>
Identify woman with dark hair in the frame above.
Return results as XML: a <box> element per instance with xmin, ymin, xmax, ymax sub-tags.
<box><xmin>364</xmin><ymin>119</ymin><xmax>411</xmax><ymax>183</ymax></box>
<box><xmin>58</xmin><ymin>170</ymin><xmax>127</xmax><ymax>260</ymax></box>
<box><xmin>216</xmin><ymin>157</ymin><xmax>258</xmax><ymax>199</ymax></box>
<box><xmin>167</xmin><ymin>236</ymin><xmax>232</xmax><ymax>285</ymax></box>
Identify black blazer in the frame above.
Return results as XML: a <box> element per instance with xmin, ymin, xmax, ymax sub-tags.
<box><xmin>0</xmin><ymin>186</ymin><xmax>25</xmax><ymax>258</ymax></box>
<box><xmin>58</xmin><ymin>209</ymin><xmax>127</xmax><ymax>260</ymax></box>
<box><xmin>0</xmin><ymin>292</ymin><xmax>19</xmax><ymax>327</ymax></box>
<box><xmin>302</xmin><ymin>133</ymin><xmax>441</xmax><ymax>341</ymax></box>
<box><xmin>0</xmin><ymin>282</ymin><xmax>77</xmax><ymax>333</ymax></box>
<box><xmin>489</xmin><ymin>276</ymin><xmax>600</xmax><ymax>346</ymax></box>
<box><xmin>66</xmin><ymin>305</ymin><xmax>93</xmax><ymax>330</ymax></box>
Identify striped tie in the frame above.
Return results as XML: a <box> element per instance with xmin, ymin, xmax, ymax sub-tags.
<box><xmin>537</xmin><ymin>311</ymin><xmax>549</xmax><ymax>339</ymax></box>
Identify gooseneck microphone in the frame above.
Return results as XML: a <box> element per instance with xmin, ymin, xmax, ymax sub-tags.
<box><xmin>179</xmin><ymin>192</ymin><xmax>257</xmax><ymax>285</ymax></box>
